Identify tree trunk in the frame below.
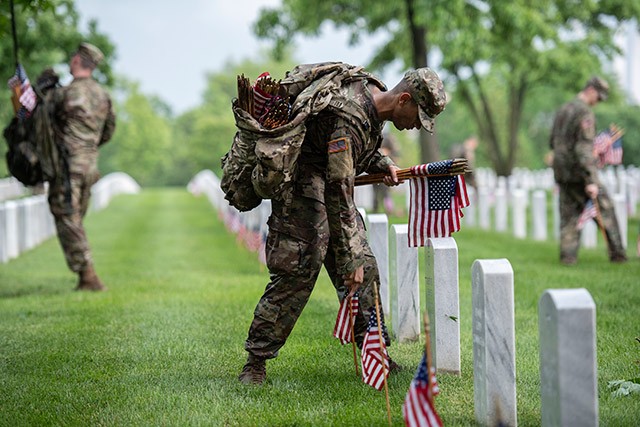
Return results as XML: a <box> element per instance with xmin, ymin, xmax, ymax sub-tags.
<box><xmin>405</xmin><ymin>0</ymin><xmax>439</xmax><ymax>163</ymax></box>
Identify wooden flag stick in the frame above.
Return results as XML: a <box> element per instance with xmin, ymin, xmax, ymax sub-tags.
<box><xmin>592</xmin><ymin>197</ymin><xmax>610</xmax><ymax>246</ymax></box>
<box><xmin>373</xmin><ymin>281</ymin><xmax>392</xmax><ymax>427</ymax></box>
<box><xmin>423</xmin><ymin>310</ymin><xmax>436</xmax><ymax>407</ymax></box>
<box><xmin>354</xmin><ymin>158</ymin><xmax>470</xmax><ymax>187</ymax></box>
<box><xmin>348</xmin><ymin>293</ymin><xmax>360</xmax><ymax>377</ymax></box>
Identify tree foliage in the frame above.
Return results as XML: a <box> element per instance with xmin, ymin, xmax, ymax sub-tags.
<box><xmin>253</xmin><ymin>0</ymin><xmax>640</xmax><ymax>175</ymax></box>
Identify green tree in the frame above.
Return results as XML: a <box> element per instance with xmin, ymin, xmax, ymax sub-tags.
<box><xmin>99</xmin><ymin>80</ymin><xmax>173</xmax><ymax>187</ymax></box>
<box><xmin>0</xmin><ymin>0</ymin><xmax>115</xmax><ymax>177</ymax></box>
<box><xmin>253</xmin><ymin>0</ymin><xmax>640</xmax><ymax>175</ymax></box>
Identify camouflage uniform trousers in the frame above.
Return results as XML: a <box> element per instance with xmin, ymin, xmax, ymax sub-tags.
<box><xmin>244</xmin><ymin>193</ymin><xmax>389</xmax><ymax>360</ymax></box>
<box><xmin>48</xmin><ymin>170</ymin><xmax>99</xmax><ymax>273</ymax></box>
<box><xmin>558</xmin><ymin>181</ymin><xmax>625</xmax><ymax>261</ymax></box>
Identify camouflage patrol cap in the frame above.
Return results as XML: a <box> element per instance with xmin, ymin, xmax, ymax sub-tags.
<box><xmin>402</xmin><ymin>68</ymin><xmax>447</xmax><ymax>133</ymax></box>
<box><xmin>585</xmin><ymin>76</ymin><xmax>609</xmax><ymax>101</ymax></box>
<box><xmin>76</xmin><ymin>42</ymin><xmax>104</xmax><ymax>66</ymax></box>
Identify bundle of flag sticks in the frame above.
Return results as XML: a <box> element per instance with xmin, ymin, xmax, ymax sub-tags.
<box><xmin>355</xmin><ymin>158</ymin><xmax>470</xmax><ymax>186</ymax></box>
<box><xmin>236</xmin><ymin>72</ymin><xmax>291</xmax><ymax>130</ymax></box>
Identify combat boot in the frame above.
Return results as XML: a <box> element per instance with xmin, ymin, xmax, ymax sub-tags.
<box><xmin>76</xmin><ymin>265</ymin><xmax>107</xmax><ymax>291</ymax></box>
<box><xmin>388</xmin><ymin>357</ymin><xmax>404</xmax><ymax>374</ymax></box>
<box><xmin>238</xmin><ymin>354</ymin><xmax>267</xmax><ymax>385</ymax></box>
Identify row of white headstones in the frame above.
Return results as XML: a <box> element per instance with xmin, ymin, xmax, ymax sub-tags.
<box><xmin>355</xmin><ymin>165</ymin><xmax>640</xmax><ymax>249</ymax></box>
<box><xmin>188</xmin><ymin>169</ymin><xmax>613</xmax><ymax>427</ymax></box>
<box><xmin>0</xmin><ymin>173</ymin><xmax>140</xmax><ymax>264</ymax></box>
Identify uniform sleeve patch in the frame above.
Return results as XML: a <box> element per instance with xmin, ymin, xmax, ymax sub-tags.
<box><xmin>328</xmin><ymin>137</ymin><xmax>349</xmax><ymax>154</ymax></box>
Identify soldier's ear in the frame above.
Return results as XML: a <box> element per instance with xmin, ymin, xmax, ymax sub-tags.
<box><xmin>399</xmin><ymin>93</ymin><xmax>413</xmax><ymax>106</ymax></box>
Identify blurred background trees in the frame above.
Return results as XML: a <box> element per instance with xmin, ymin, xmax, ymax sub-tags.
<box><xmin>1</xmin><ymin>0</ymin><xmax>639</xmax><ymax>184</ymax></box>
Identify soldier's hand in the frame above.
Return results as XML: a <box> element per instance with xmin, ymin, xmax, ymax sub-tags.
<box><xmin>344</xmin><ymin>265</ymin><xmax>364</xmax><ymax>294</ymax></box>
<box><xmin>383</xmin><ymin>165</ymin><xmax>400</xmax><ymax>186</ymax></box>
<box><xmin>585</xmin><ymin>183</ymin><xmax>599</xmax><ymax>199</ymax></box>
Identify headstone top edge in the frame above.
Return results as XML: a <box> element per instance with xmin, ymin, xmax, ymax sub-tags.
<box><xmin>540</xmin><ymin>288</ymin><xmax>595</xmax><ymax>310</ymax></box>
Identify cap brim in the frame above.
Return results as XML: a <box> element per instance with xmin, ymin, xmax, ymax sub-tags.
<box><xmin>419</xmin><ymin>108</ymin><xmax>435</xmax><ymax>133</ymax></box>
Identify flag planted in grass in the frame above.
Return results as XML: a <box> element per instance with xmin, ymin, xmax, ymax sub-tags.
<box><xmin>403</xmin><ymin>352</ymin><xmax>443</xmax><ymax>427</ymax></box>
<box><xmin>408</xmin><ymin>160</ymin><xmax>470</xmax><ymax>246</ymax></box>
<box><xmin>361</xmin><ymin>310</ymin><xmax>389</xmax><ymax>391</ymax></box>
<box><xmin>333</xmin><ymin>292</ymin><xmax>359</xmax><ymax>345</ymax></box>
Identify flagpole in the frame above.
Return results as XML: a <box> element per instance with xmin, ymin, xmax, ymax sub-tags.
<box><xmin>423</xmin><ymin>310</ymin><xmax>435</xmax><ymax>407</ymax></box>
<box><xmin>347</xmin><ymin>293</ymin><xmax>360</xmax><ymax>377</ymax></box>
<box><xmin>373</xmin><ymin>281</ymin><xmax>392</xmax><ymax>427</ymax></box>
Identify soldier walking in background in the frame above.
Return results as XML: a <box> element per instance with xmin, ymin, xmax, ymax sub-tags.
<box><xmin>549</xmin><ymin>76</ymin><xmax>626</xmax><ymax>265</ymax></box>
<box><xmin>48</xmin><ymin>43</ymin><xmax>116</xmax><ymax>290</ymax></box>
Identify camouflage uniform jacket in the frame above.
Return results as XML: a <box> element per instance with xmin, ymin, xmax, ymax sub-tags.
<box><xmin>53</xmin><ymin>77</ymin><xmax>116</xmax><ymax>176</ymax></box>
<box><xmin>549</xmin><ymin>97</ymin><xmax>600</xmax><ymax>186</ymax></box>
<box><xmin>298</xmin><ymin>78</ymin><xmax>396</xmax><ymax>275</ymax></box>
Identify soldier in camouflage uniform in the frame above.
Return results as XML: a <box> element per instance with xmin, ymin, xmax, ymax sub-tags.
<box><xmin>239</xmin><ymin>67</ymin><xmax>447</xmax><ymax>385</ymax></box>
<box><xmin>549</xmin><ymin>76</ymin><xmax>626</xmax><ymax>265</ymax></box>
<box><xmin>48</xmin><ymin>43</ymin><xmax>116</xmax><ymax>290</ymax></box>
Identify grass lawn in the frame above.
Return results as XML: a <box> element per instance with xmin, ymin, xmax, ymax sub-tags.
<box><xmin>1</xmin><ymin>187</ymin><xmax>639</xmax><ymax>426</ymax></box>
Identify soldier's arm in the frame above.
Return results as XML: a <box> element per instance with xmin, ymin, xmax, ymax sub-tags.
<box><xmin>99</xmin><ymin>98</ymin><xmax>116</xmax><ymax>146</ymax></box>
<box><xmin>324</xmin><ymin>120</ymin><xmax>365</xmax><ymax>277</ymax></box>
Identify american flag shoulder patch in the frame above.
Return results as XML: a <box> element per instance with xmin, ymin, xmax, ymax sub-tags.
<box><xmin>328</xmin><ymin>137</ymin><xmax>349</xmax><ymax>153</ymax></box>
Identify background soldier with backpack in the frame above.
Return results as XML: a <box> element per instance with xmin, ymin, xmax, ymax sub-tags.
<box><xmin>238</xmin><ymin>65</ymin><xmax>447</xmax><ymax>385</ymax></box>
<box><xmin>48</xmin><ymin>43</ymin><xmax>116</xmax><ymax>291</ymax></box>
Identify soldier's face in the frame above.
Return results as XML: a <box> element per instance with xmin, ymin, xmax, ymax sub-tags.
<box><xmin>392</xmin><ymin>95</ymin><xmax>421</xmax><ymax>131</ymax></box>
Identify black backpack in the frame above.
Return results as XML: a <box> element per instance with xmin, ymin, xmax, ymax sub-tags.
<box><xmin>3</xmin><ymin>116</ymin><xmax>43</xmax><ymax>186</ymax></box>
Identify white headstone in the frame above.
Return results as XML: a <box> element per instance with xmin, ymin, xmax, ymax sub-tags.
<box><xmin>4</xmin><ymin>201</ymin><xmax>19</xmax><ymax>260</ymax></box>
<box><xmin>512</xmin><ymin>189</ymin><xmax>527</xmax><ymax>239</ymax></box>
<box><xmin>539</xmin><ymin>289</ymin><xmax>598</xmax><ymax>427</ymax></box>
<box><xmin>581</xmin><ymin>221</ymin><xmax>597</xmax><ymax>248</ymax></box>
<box><xmin>532</xmin><ymin>190</ymin><xmax>547</xmax><ymax>241</ymax></box>
<box><xmin>464</xmin><ymin>186</ymin><xmax>477</xmax><ymax>227</ymax></box>
<box><xmin>390</xmin><ymin>224</ymin><xmax>420</xmax><ymax>342</ymax></box>
<box><xmin>366</xmin><ymin>213</ymin><xmax>390</xmax><ymax>317</ymax></box>
<box><xmin>472</xmin><ymin>259</ymin><xmax>517</xmax><ymax>427</ymax></box>
<box><xmin>0</xmin><ymin>203</ymin><xmax>8</xmax><ymax>263</ymax></box>
<box><xmin>425</xmin><ymin>237</ymin><xmax>460</xmax><ymax>374</ymax></box>
<box><xmin>478</xmin><ymin>187</ymin><xmax>491</xmax><ymax>230</ymax></box>
<box><xmin>494</xmin><ymin>188</ymin><xmax>508</xmax><ymax>232</ymax></box>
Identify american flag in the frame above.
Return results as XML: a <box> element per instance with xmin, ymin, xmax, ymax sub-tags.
<box><xmin>403</xmin><ymin>353</ymin><xmax>443</xmax><ymax>427</ymax></box>
<box><xmin>361</xmin><ymin>310</ymin><xmax>389</xmax><ymax>391</ymax></box>
<box><xmin>7</xmin><ymin>63</ymin><xmax>37</xmax><ymax>120</ymax></box>
<box><xmin>594</xmin><ymin>131</ymin><xmax>623</xmax><ymax>167</ymax></box>
<box><xmin>408</xmin><ymin>160</ymin><xmax>470</xmax><ymax>246</ymax></box>
<box><xmin>333</xmin><ymin>292</ymin><xmax>359</xmax><ymax>345</ymax></box>
<box><xmin>577</xmin><ymin>200</ymin><xmax>598</xmax><ymax>230</ymax></box>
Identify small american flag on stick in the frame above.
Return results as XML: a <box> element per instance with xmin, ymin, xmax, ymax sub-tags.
<box><xmin>403</xmin><ymin>353</ymin><xmax>443</xmax><ymax>427</ymax></box>
<box><xmin>333</xmin><ymin>292</ymin><xmax>359</xmax><ymax>345</ymax></box>
<box><xmin>408</xmin><ymin>160</ymin><xmax>470</xmax><ymax>246</ymax></box>
<box><xmin>361</xmin><ymin>310</ymin><xmax>389</xmax><ymax>391</ymax></box>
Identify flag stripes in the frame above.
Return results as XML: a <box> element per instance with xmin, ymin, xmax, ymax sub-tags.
<box><xmin>333</xmin><ymin>292</ymin><xmax>359</xmax><ymax>345</ymax></box>
<box><xmin>408</xmin><ymin>160</ymin><xmax>470</xmax><ymax>246</ymax></box>
<box><xmin>361</xmin><ymin>310</ymin><xmax>389</xmax><ymax>391</ymax></box>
